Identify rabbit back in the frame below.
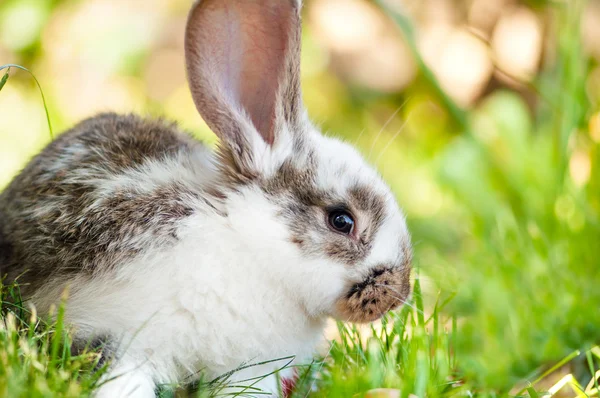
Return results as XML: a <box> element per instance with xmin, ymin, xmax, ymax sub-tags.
<box><xmin>0</xmin><ymin>112</ymin><xmax>214</xmax><ymax>295</ymax></box>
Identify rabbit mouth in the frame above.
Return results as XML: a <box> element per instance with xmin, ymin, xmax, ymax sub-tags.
<box><xmin>334</xmin><ymin>267</ymin><xmax>411</xmax><ymax>324</ymax></box>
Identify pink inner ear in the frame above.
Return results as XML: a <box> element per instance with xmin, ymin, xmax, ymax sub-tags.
<box><xmin>189</xmin><ymin>0</ymin><xmax>296</xmax><ymax>145</ymax></box>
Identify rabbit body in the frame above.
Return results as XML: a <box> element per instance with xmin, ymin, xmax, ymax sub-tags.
<box><xmin>0</xmin><ymin>0</ymin><xmax>412</xmax><ymax>396</ymax></box>
<box><xmin>0</xmin><ymin>113</ymin><xmax>325</xmax><ymax>395</ymax></box>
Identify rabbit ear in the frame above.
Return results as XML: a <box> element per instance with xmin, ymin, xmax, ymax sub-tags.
<box><xmin>185</xmin><ymin>0</ymin><xmax>303</xmax><ymax>156</ymax></box>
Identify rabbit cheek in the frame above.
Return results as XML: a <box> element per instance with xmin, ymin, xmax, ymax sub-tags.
<box><xmin>334</xmin><ymin>267</ymin><xmax>411</xmax><ymax>323</ymax></box>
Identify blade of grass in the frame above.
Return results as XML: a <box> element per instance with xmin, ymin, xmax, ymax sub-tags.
<box><xmin>413</xmin><ymin>277</ymin><xmax>425</xmax><ymax>326</ymax></box>
<box><xmin>586</xmin><ymin>350</ymin><xmax>600</xmax><ymax>394</ymax></box>
<box><xmin>0</xmin><ymin>68</ymin><xmax>9</xmax><ymax>92</ymax></box>
<box><xmin>0</xmin><ymin>64</ymin><xmax>54</xmax><ymax>139</ymax></box>
<box><xmin>50</xmin><ymin>290</ymin><xmax>68</xmax><ymax>364</ymax></box>
<box><xmin>527</xmin><ymin>386</ymin><xmax>540</xmax><ymax>398</ymax></box>
<box><xmin>516</xmin><ymin>350</ymin><xmax>581</xmax><ymax>396</ymax></box>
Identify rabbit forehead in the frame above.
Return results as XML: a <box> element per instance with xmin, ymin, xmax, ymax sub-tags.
<box><xmin>312</xmin><ymin>134</ymin><xmax>389</xmax><ymax>194</ymax></box>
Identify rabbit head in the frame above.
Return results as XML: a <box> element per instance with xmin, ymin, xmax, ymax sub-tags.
<box><xmin>185</xmin><ymin>0</ymin><xmax>411</xmax><ymax>323</ymax></box>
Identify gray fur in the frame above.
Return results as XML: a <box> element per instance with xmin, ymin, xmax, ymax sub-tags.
<box><xmin>0</xmin><ymin>113</ymin><xmax>207</xmax><ymax>295</ymax></box>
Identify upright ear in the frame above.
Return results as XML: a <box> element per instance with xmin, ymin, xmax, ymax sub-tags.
<box><xmin>185</xmin><ymin>0</ymin><xmax>303</xmax><ymax>155</ymax></box>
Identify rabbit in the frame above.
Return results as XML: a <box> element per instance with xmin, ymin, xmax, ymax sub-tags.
<box><xmin>0</xmin><ymin>0</ymin><xmax>412</xmax><ymax>397</ymax></box>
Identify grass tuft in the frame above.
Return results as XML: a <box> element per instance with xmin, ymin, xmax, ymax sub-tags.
<box><xmin>0</xmin><ymin>282</ymin><xmax>104</xmax><ymax>397</ymax></box>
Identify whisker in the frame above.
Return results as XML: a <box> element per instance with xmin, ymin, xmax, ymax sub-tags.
<box><xmin>398</xmin><ymin>300</ymin><xmax>426</xmax><ymax>316</ymax></box>
<box><xmin>367</xmin><ymin>101</ymin><xmax>408</xmax><ymax>161</ymax></box>
<box><xmin>354</xmin><ymin>128</ymin><xmax>366</xmax><ymax>146</ymax></box>
<box><xmin>375</xmin><ymin>283</ymin><xmax>403</xmax><ymax>296</ymax></box>
<box><xmin>374</xmin><ymin>283</ymin><xmax>406</xmax><ymax>287</ymax></box>
<box><xmin>375</xmin><ymin>284</ymin><xmax>426</xmax><ymax>316</ymax></box>
<box><xmin>304</xmin><ymin>341</ymin><xmax>335</xmax><ymax>398</ymax></box>
<box><xmin>375</xmin><ymin>110</ymin><xmax>414</xmax><ymax>164</ymax></box>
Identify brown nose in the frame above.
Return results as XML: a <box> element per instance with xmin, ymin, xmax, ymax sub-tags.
<box><xmin>334</xmin><ymin>266</ymin><xmax>411</xmax><ymax>324</ymax></box>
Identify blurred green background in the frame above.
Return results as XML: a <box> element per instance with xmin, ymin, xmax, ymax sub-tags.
<box><xmin>1</xmin><ymin>0</ymin><xmax>600</xmax><ymax>394</ymax></box>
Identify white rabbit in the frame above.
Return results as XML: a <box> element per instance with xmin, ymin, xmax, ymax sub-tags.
<box><xmin>0</xmin><ymin>0</ymin><xmax>412</xmax><ymax>396</ymax></box>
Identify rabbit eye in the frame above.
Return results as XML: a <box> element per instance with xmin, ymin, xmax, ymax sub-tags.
<box><xmin>328</xmin><ymin>210</ymin><xmax>355</xmax><ymax>234</ymax></box>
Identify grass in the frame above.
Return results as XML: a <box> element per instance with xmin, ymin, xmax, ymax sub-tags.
<box><xmin>0</xmin><ymin>282</ymin><xmax>104</xmax><ymax>397</ymax></box>
<box><xmin>1</xmin><ymin>277</ymin><xmax>598</xmax><ymax>397</ymax></box>
<box><xmin>0</xmin><ymin>64</ymin><xmax>53</xmax><ymax>139</ymax></box>
<box><xmin>1</xmin><ymin>0</ymin><xmax>600</xmax><ymax>396</ymax></box>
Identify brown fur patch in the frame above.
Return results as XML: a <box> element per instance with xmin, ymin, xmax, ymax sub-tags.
<box><xmin>348</xmin><ymin>185</ymin><xmax>386</xmax><ymax>241</ymax></box>
<box><xmin>264</xmin><ymin>157</ymin><xmax>329</xmax><ymax>206</ymax></box>
<box><xmin>0</xmin><ymin>113</ymin><xmax>203</xmax><ymax>296</ymax></box>
<box><xmin>215</xmin><ymin>143</ymin><xmax>259</xmax><ymax>189</ymax></box>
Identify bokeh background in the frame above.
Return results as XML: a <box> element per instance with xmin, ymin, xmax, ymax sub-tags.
<box><xmin>1</xmin><ymin>0</ymin><xmax>600</xmax><ymax>393</ymax></box>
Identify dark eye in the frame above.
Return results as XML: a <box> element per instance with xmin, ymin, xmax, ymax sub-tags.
<box><xmin>328</xmin><ymin>210</ymin><xmax>355</xmax><ymax>234</ymax></box>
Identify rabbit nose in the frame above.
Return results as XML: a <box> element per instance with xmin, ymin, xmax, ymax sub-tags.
<box><xmin>347</xmin><ymin>267</ymin><xmax>390</xmax><ymax>296</ymax></box>
<box><xmin>335</xmin><ymin>265</ymin><xmax>410</xmax><ymax>323</ymax></box>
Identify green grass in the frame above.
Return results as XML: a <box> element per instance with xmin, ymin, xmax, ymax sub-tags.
<box><xmin>1</xmin><ymin>277</ymin><xmax>598</xmax><ymax>397</ymax></box>
<box><xmin>1</xmin><ymin>0</ymin><xmax>600</xmax><ymax>396</ymax></box>
<box><xmin>0</xmin><ymin>282</ymin><xmax>104</xmax><ymax>397</ymax></box>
